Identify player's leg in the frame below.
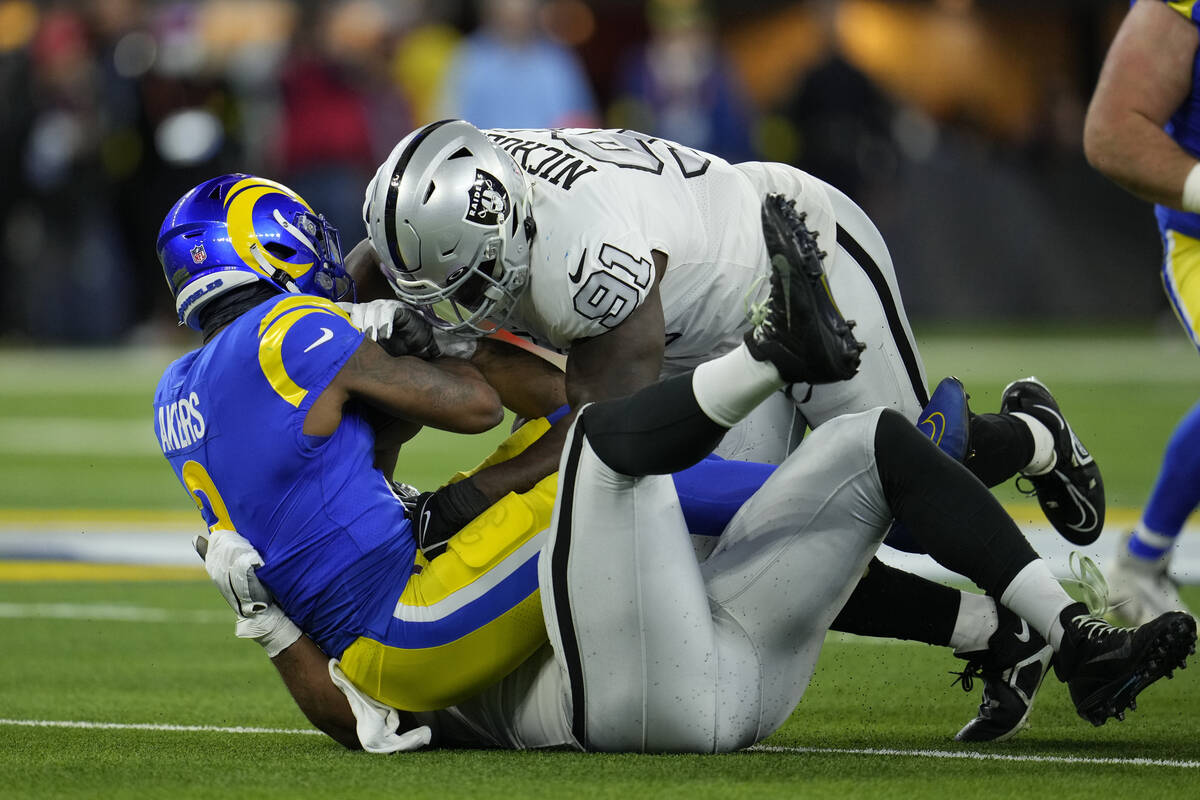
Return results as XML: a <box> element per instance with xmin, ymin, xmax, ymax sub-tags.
<box><xmin>539</xmin><ymin>412</ymin><xmax>723</xmax><ymax>752</ymax></box>
<box><xmin>761</xmin><ymin>172</ymin><xmax>1060</xmax><ymax>736</ymax></box>
<box><xmin>536</xmin><ymin>212</ymin><xmax>877</xmax><ymax>751</ymax></box>
<box><xmin>779</xmin><ymin>172</ymin><xmax>1101</xmax><ymax>540</ymax></box>
<box><xmin>871</xmin><ymin>406</ymin><xmax>1195</xmax><ymax>726</ymax></box>
<box><xmin>538</xmin><ymin>338</ymin><xmax>798</xmax><ymax>751</ymax></box>
<box><xmin>1109</xmin><ymin>230</ymin><xmax>1200</xmax><ymax>623</ymax></box>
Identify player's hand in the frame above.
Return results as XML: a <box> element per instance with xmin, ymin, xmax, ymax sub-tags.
<box><xmin>193</xmin><ymin>528</ymin><xmax>271</xmax><ymax>617</ymax></box>
<box><xmin>194</xmin><ymin>528</ymin><xmax>301</xmax><ymax>658</ymax></box>
<box><xmin>411</xmin><ymin>478</ymin><xmax>492</xmax><ymax>559</ymax></box>
<box><xmin>338</xmin><ymin>299</ymin><xmax>439</xmax><ymax>359</ymax></box>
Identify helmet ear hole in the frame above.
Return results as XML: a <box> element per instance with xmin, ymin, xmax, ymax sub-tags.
<box><xmin>264</xmin><ymin>242</ymin><xmax>297</xmax><ymax>259</ymax></box>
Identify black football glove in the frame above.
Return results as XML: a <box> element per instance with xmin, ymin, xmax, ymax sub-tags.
<box><xmin>411</xmin><ymin>477</ymin><xmax>492</xmax><ymax>559</ymax></box>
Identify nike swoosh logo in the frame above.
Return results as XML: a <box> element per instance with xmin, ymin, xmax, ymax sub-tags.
<box><xmin>1061</xmin><ymin>473</ymin><xmax>1100</xmax><ymax>533</ymax></box>
<box><xmin>568</xmin><ymin>249</ymin><xmax>587</xmax><ymax>284</ymax></box>
<box><xmin>1015</xmin><ymin>619</ymin><xmax>1031</xmax><ymax>643</ymax></box>
<box><xmin>304</xmin><ymin>327</ymin><xmax>333</xmax><ymax>353</ymax></box>
<box><xmin>1032</xmin><ymin>402</ymin><xmax>1093</xmax><ymax>466</ymax></box>
<box><xmin>918</xmin><ymin>411</ymin><xmax>946</xmax><ymax>447</ymax></box>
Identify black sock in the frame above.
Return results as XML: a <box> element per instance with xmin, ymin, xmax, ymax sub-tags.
<box><xmin>964</xmin><ymin>413</ymin><xmax>1034</xmax><ymax>487</ymax></box>
<box><xmin>831</xmin><ymin>558</ymin><xmax>960</xmax><ymax>646</ymax></box>
<box><xmin>580</xmin><ymin>372</ymin><xmax>727</xmax><ymax>476</ymax></box>
<box><xmin>874</xmin><ymin>409</ymin><xmax>1037</xmax><ymax>596</ymax></box>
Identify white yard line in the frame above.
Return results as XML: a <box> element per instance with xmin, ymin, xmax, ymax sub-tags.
<box><xmin>0</xmin><ymin>718</ymin><xmax>322</xmax><ymax>736</ymax></box>
<box><xmin>749</xmin><ymin>744</ymin><xmax>1200</xmax><ymax>768</ymax></box>
<box><xmin>0</xmin><ymin>603</ymin><xmax>226</xmax><ymax>623</ymax></box>
<box><xmin>0</xmin><ymin>719</ymin><xmax>1195</xmax><ymax>767</ymax></box>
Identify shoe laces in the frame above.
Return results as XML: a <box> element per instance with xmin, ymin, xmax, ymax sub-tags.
<box><xmin>950</xmin><ymin>661</ymin><xmax>984</xmax><ymax>693</ymax></box>
<box><xmin>1062</xmin><ymin>552</ymin><xmax>1135</xmax><ymax>638</ymax></box>
<box><xmin>1062</xmin><ymin>550</ymin><xmax>1133</xmax><ymax>620</ymax></box>
<box><xmin>1063</xmin><ymin>552</ymin><xmax>1110</xmax><ymax>618</ymax></box>
<box><xmin>744</xmin><ymin>275</ymin><xmax>770</xmax><ymax>328</ymax></box>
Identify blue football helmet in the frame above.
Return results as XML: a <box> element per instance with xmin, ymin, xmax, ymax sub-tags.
<box><xmin>158</xmin><ymin>174</ymin><xmax>353</xmax><ymax>330</ymax></box>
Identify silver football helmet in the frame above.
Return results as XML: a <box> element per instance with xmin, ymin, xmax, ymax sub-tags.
<box><xmin>363</xmin><ymin>120</ymin><xmax>534</xmax><ymax>336</ymax></box>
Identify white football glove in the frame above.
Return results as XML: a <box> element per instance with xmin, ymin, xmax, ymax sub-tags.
<box><xmin>328</xmin><ymin>659</ymin><xmax>432</xmax><ymax>753</ymax></box>
<box><xmin>338</xmin><ymin>299</ymin><xmax>479</xmax><ymax>360</ymax></box>
<box><xmin>194</xmin><ymin>529</ymin><xmax>301</xmax><ymax>658</ymax></box>
<box><xmin>337</xmin><ymin>299</ymin><xmax>439</xmax><ymax>359</ymax></box>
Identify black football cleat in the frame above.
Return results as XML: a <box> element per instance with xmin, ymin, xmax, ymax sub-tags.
<box><xmin>1000</xmin><ymin>377</ymin><xmax>1104</xmax><ymax>545</ymax></box>
<box><xmin>1054</xmin><ymin>602</ymin><xmax>1196</xmax><ymax>726</ymax></box>
<box><xmin>746</xmin><ymin>194</ymin><xmax>865</xmax><ymax>385</ymax></box>
<box><xmin>953</xmin><ymin>606</ymin><xmax>1054</xmax><ymax>743</ymax></box>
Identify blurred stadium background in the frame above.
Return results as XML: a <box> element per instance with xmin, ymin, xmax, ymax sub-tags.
<box><xmin>6</xmin><ymin>1</ymin><xmax>1200</xmax><ymax>793</ymax></box>
<box><xmin>0</xmin><ymin>0</ymin><xmax>1191</xmax><ymax>563</ymax></box>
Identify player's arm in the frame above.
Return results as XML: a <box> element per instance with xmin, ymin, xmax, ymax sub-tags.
<box><xmin>470</xmin><ymin>337</ymin><xmax>567</xmax><ymax>420</ymax></box>
<box><xmin>199</xmin><ymin>530</ymin><xmax>426</xmax><ymax>752</ymax></box>
<box><xmin>461</xmin><ymin>251</ymin><xmax>669</xmax><ymax>502</ymax></box>
<box><xmin>344</xmin><ymin>237</ymin><xmax>393</xmax><ymax>301</ymax></box>
<box><xmin>1084</xmin><ymin>0</ymin><xmax>1200</xmax><ymax>209</ymax></box>
<box><xmin>565</xmin><ymin>253</ymin><xmax>668</xmax><ymax>406</ymax></box>
<box><xmin>269</xmin><ymin>636</ymin><xmax>361</xmax><ymax>750</ymax></box>
<box><xmin>305</xmin><ymin>339</ymin><xmax>503</xmax><ymax>437</ymax></box>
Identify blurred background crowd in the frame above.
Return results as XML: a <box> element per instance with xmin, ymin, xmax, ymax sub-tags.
<box><xmin>0</xmin><ymin>0</ymin><xmax>1159</xmax><ymax>344</ymax></box>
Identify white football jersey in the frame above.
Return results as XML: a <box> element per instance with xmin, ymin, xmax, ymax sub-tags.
<box><xmin>486</xmin><ymin>128</ymin><xmax>837</xmax><ymax>376</ymax></box>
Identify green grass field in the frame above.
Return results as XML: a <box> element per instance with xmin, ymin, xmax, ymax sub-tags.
<box><xmin>3</xmin><ymin>330</ymin><xmax>1200</xmax><ymax>798</ymax></box>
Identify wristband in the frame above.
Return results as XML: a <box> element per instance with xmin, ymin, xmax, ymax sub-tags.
<box><xmin>235</xmin><ymin>605</ymin><xmax>303</xmax><ymax>658</ymax></box>
<box><xmin>1183</xmin><ymin>162</ymin><xmax>1200</xmax><ymax>213</ymax></box>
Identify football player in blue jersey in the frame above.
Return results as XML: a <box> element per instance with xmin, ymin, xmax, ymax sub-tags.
<box><xmin>187</xmin><ymin>190</ymin><xmax>1196</xmax><ymax>752</ymax></box>
<box><xmin>1085</xmin><ymin>0</ymin><xmax>1200</xmax><ymax>624</ymax></box>
<box><xmin>155</xmin><ymin>173</ymin><xmax>576</xmax><ymax>730</ymax></box>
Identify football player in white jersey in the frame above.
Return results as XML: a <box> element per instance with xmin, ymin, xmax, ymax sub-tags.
<box><xmin>352</xmin><ymin>121</ymin><xmax>1104</xmax><ymax>741</ymax></box>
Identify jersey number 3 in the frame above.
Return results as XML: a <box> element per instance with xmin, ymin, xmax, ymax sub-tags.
<box><xmin>572</xmin><ymin>244</ymin><xmax>654</xmax><ymax>329</ymax></box>
<box><xmin>182</xmin><ymin>459</ymin><xmax>236</xmax><ymax>533</ymax></box>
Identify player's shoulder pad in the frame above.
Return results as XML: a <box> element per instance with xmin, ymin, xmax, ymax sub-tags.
<box><xmin>530</xmin><ymin>232</ymin><xmax>657</xmax><ymax>346</ymax></box>
<box><xmin>254</xmin><ymin>294</ymin><xmax>362</xmax><ymax>408</ymax></box>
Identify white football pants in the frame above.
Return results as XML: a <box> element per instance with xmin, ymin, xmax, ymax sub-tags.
<box><xmin>420</xmin><ymin>407</ymin><xmax>893</xmax><ymax>752</ymax></box>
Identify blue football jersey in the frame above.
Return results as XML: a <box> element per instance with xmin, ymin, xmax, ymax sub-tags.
<box><xmin>154</xmin><ymin>293</ymin><xmax>416</xmax><ymax>658</ymax></box>
<box><xmin>1156</xmin><ymin>1</ymin><xmax>1200</xmax><ymax>238</ymax></box>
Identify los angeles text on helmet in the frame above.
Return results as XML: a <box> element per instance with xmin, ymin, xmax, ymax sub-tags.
<box><xmin>486</xmin><ymin>133</ymin><xmax>598</xmax><ymax>191</ymax></box>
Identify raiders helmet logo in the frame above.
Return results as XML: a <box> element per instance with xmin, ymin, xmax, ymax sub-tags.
<box><xmin>190</xmin><ymin>243</ymin><xmax>207</xmax><ymax>264</ymax></box>
<box><xmin>464</xmin><ymin>170</ymin><xmax>510</xmax><ymax>227</ymax></box>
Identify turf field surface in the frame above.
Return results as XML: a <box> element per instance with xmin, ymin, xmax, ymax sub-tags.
<box><xmin>3</xmin><ymin>330</ymin><xmax>1200</xmax><ymax>798</ymax></box>
<box><xmin>4</xmin><ymin>580</ymin><xmax>1199</xmax><ymax>799</ymax></box>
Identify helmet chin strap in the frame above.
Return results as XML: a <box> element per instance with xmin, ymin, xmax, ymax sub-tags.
<box><xmin>249</xmin><ymin>242</ymin><xmax>301</xmax><ymax>294</ymax></box>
